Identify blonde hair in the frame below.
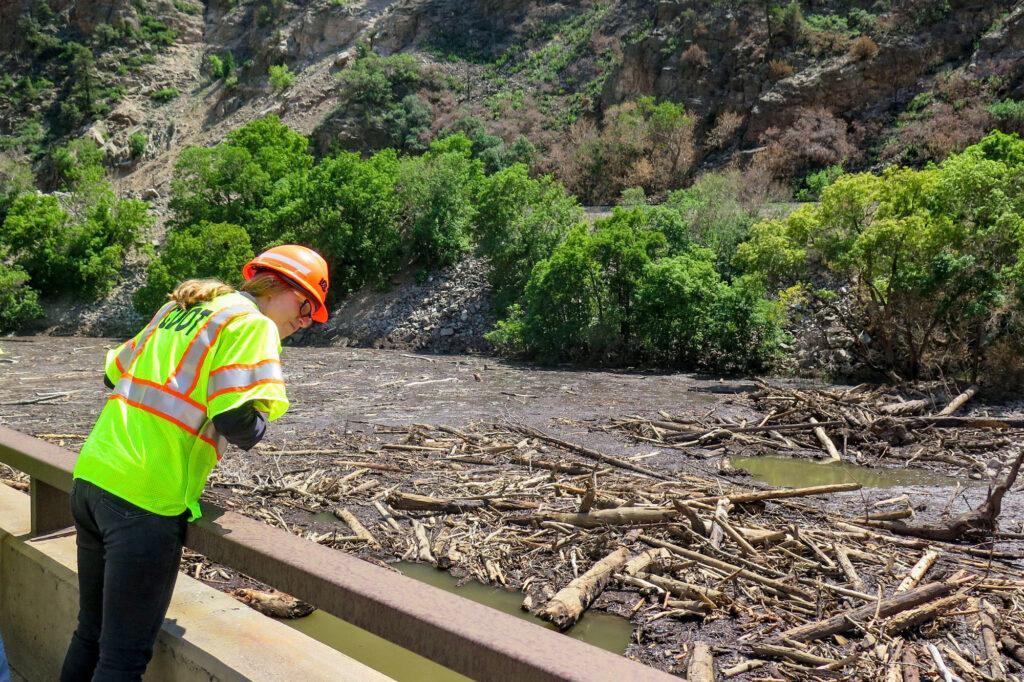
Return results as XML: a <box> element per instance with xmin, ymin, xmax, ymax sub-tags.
<box><xmin>168</xmin><ymin>273</ymin><xmax>291</xmax><ymax>309</ymax></box>
<box><xmin>169</xmin><ymin>279</ymin><xmax>234</xmax><ymax>309</ymax></box>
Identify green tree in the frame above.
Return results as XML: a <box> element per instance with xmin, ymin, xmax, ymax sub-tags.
<box><xmin>134</xmin><ymin>221</ymin><xmax>253</xmax><ymax>313</ymax></box>
<box><xmin>268</xmin><ymin>64</ymin><xmax>295</xmax><ymax>91</ymax></box>
<box><xmin>475</xmin><ymin>164</ymin><xmax>583</xmax><ymax>311</ymax></box>
<box><xmin>0</xmin><ymin>262</ymin><xmax>43</xmax><ymax>333</ymax></box>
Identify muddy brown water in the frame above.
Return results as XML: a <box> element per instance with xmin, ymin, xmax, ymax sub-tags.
<box><xmin>284</xmin><ymin>561</ymin><xmax>633</xmax><ymax>681</ymax></box>
<box><xmin>731</xmin><ymin>455</ymin><xmax>964</xmax><ymax>489</ymax></box>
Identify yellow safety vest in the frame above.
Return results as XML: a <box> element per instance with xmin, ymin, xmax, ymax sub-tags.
<box><xmin>74</xmin><ymin>292</ymin><xmax>289</xmax><ymax>520</ymax></box>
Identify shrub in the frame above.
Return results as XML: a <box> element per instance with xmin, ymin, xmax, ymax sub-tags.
<box><xmin>2</xmin><ymin>184</ymin><xmax>150</xmax><ymax>299</ymax></box>
<box><xmin>134</xmin><ymin>221</ymin><xmax>253</xmax><ymax>314</ymax></box>
<box><xmin>987</xmin><ymin>99</ymin><xmax>1024</xmax><ymax>135</ymax></box>
<box><xmin>848</xmin><ymin>8</ymin><xmax>878</xmax><ymax>31</ymax></box>
<box><xmin>805</xmin><ymin>14</ymin><xmax>853</xmax><ymax>34</ymax></box>
<box><xmin>397</xmin><ymin>134</ymin><xmax>482</xmax><ymax>267</ymax></box>
<box><xmin>848</xmin><ymin>35</ymin><xmax>878</xmax><ymax>60</ymax></box>
<box><xmin>794</xmin><ymin>164</ymin><xmax>844</xmax><ymax>201</ymax></box>
<box><xmin>0</xmin><ymin>263</ymin><xmax>43</xmax><ymax>332</ymax></box>
<box><xmin>757</xmin><ymin>108</ymin><xmax>856</xmax><ymax>182</ymax></box>
<box><xmin>128</xmin><ymin>132</ymin><xmax>147</xmax><ymax>159</ymax></box>
<box><xmin>558</xmin><ymin>97</ymin><xmax>694</xmax><ymax>203</ymax></box>
<box><xmin>150</xmin><ymin>87</ymin><xmax>179</xmax><ymax>102</ymax></box>
<box><xmin>738</xmin><ymin>132</ymin><xmax>1024</xmax><ymax>381</ymax></box>
<box><xmin>207</xmin><ymin>54</ymin><xmax>224</xmax><ymax>79</ymax></box>
<box><xmin>771</xmin><ymin>0</ymin><xmax>805</xmax><ymax>43</ymax></box>
<box><xmin>706</xmin><ymin>111</ymin><xmax>743</xmax><ymax>149</ymax></box>
<box><xmin>664</xmin><ymin>171</ymin><xmax>758</xmax><ymax>270</ymax></box>
<box><xmin>475</xmin><ymin>163</ymin><xmax>584</xmax><ymax>311</ymax></box>
<box><xmin>681</xmin><ymin>44</ymin><xmax>709</xmax><ymax>69</ymax></box>
<box><xmin>268</xmin><ymin>64</ymin><xmax>295</xmax><ymax>91</ymax></box>
<box><xmin>489</xmin><ymin>210</ymin><xmax>785</xmax><ymax>371</ymax></box>
<box><xmin>0</xmin><ymin>155</ymin><xmax>34</xmax><ymax>225</ymax></box>
<box><xmin>768</xmin><ymin>59</ymin><xmax>795</xmax><ymax>80</ymax></box>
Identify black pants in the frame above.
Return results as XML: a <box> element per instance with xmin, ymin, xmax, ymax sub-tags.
<box><xmin>60</xmin><ymin>480</ymin><xmax>187</xmax><ymax>682</ymax></box>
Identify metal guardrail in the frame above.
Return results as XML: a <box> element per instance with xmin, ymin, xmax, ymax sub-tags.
<box><xmin>0</xmin><ymin>425</ymin><xmax>674</xmax><ymax>682</ymax></box>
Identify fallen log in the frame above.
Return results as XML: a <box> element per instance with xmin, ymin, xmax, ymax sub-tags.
<box><xmin>687</xmin><ymin>642</ymin><xmax>715</xmax><ymax>682</ymax></box>
<box><xmin>810</xmin><ymin>417</ymin><xmax>842</xmax><ymax>461</ymax></box>
<box><xmin>776</xmin><ymin>581</ymin><xmax>955</xmax><ymax>642</ymax></box>
<box><xmin>937</xmin><ymin>385</ymin><xmax>978</xmax><ymax>416</ymax></box>
<box><xmin>1001</xmin><ymin>636</ymin><xmax>1024</xmax><ymax>666</ymax></box>
<box><xmin>231</xmin><ymin>588</ymin><xmax>315</xmax><ymax>619</ymax></box>
<box><xmin>639</xmin><ymin>535</ymin><xmax>814</xmax><ymax>601</ymax></box>
<box><xmin>510</xmin><ymin>508</ymin><xmax>680</xmax><ymax>528</ymax></box>
<box><xmin>506</xmin><ymin>423</ymin><xmax>670</xmax><ymax>480</ymax></box>
<box><xmin>902</xmin><ymin>645</ymin><xmax>922</xmax><ymax>682</ymax></box>
<box><xmin>386</xmin><ymin>491</ymin><xmax>484</xmax><ymax>514</ymax></box>
<box><xmin>895</xmin><ymin>549</ymin><xmax>939</xmax><ymax>593</ymax></box>
<box><xmin>334</xmin><ymin>507</ymin><xmax>380</xmax><ymax>548</ymax></box>
<box><xmin>750</xmin><ymin>643</ymin><xmax>837</xmax><ymax>666</ymax></box>
<box><xmin>538</xmin><ymin>547</ymin><xmax>629</xmax><ymax>629</ymax></box>
<box><xmin>688</xmin><ymin>481</ymin><xmax>862</xmax><ymax>504</ymax></box>
<box><xmin>411</xmin><ymin>519</ymin><xmax>435</xmax><ymax>564</ymax></box>
<box><xmin>509</xmin><ymin>453</ymin><xmax>592</xmax><ymax>475</ymax></box>
<box><xmin>882</xmin><ymin>593</ymin><xmax>968</xmax><ymax>635</ymax></box>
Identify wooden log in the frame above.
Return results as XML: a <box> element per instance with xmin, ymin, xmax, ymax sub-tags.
<box><xmin>386</xmin><ymin>491</ymin><xmax>484</xmax><ymax>513</ymax></box>
<box><xmin>635</xmin><ymin>573</ymin><xmax>726</xmax><ymax>606</ymax></box>
<box><xmin>722</xmin><ymin>659</ymin><xmax>767</xmax><ymax>678</ymax></box>
<box><xmin>835</xmin><ymin>545</ymin><xmax>865</xmax><ymax>591</ymax></box>
<box><xmin>809</xmin><ymin>416</ymin><xmax>843</xmax><ymax>461</ymax></box>
<box><xmin>902</xmin><ymin>645</ymin><xmax>922</xmax><ymax>682</ymax></box>
<box><xmin>373</xmin><ymin>500</ymin><xmax>404</xmax><ymax>533</ymax></box>
<box><xmin>333</xmin><ymin>459</ymin><xmax>403</xmax><ymax>472</ymax></box>
<box><xmin>506</xmin><ymin>424</ymin><xmax>670</xmax><ymax>479</ymax></box>
<box><xmin>687</xmin><ymin>642</ymin><xmax>715</xmax><ymax>682</ymax></box>
<box><xmin>978</xmin><ymin>600</ymin><xmax>1005</xmax><ymax>681</ymax></box>
<box><xmin>232</xmin><ymin>588</ymin><xmax>315</xmax><ymax>619</ymax></box>
<box><xmin>776</xmin><ymin>581</ymin><xmax>954</xmax><ymax>642</ymax></box>
<box><xmin>511</xmin><ymin>508</ymin><xmax>680</xmax><ymax>528</ymax></box>
<box><xmin>688</xmin><ymin>482</ymin><xmax>861</xmax><ymax>504</ymax></box>
<box><xmin>709</xmin><ymin>498</ymin><xmax>729</xmax><ymax>549</ymax></box>
<box><xmin>882</xmin><ymin>593</ymin><xmax>968</xmax><ymax>635</ymax></box>
<box><xmin>751</xmin><ymin>644</ymin><xmax>837</xmax><ymax>666</ymax></box>
<box><xmin>895</xmin><ymin>549</ymin><xmax>939</xmax><ymax>593</ymax></box>
<box><xmin>623</xmin><ymin>548</ymin><xmax>669</xmax><ymax>576</ymax></box>
<box><xmin>538</xmin><ymin>547</ymin><xmax>630</xmax><ymax>629</ymax></box>
<box><xmin>411</xmin><ymin>519</ymin><xmax>435</xmax><ymax>564</ymax></box>
<box><xmin>639</xmin><ymin>535</ymin><xmax>814</xmax><ymax>601</ymax></box>
<box><xmin>715</xmin><ymin>503</ymin><xmax>760</xmax><ymax>557</ymax></box>
<box><xmin>1001</xmin><ymin>636</ymin><xmax>1024</xmax><ymax>666</ymax></box>
<box><xmin>509</xmin><ymin>454</ymin><xmax>592</xmax><ymax>475</ymax></box>
<box><xmin>333</xmin><ymin>507</ymin><xmax>380</xmax><ymax>548</ymax></box>
<box><xmin>880</xmin><ymin>398</ymin><xmax>934</xmax><ymax>416</ymax></box>
<box><xmin>926</xmin><ymin>643</ymin><xmax>958</xmax><ymax>682</ymax></box>
<box><xmin>937</xmin><ymin>385</ymin><xmax>979</xmax><ymax>416</ymax></box>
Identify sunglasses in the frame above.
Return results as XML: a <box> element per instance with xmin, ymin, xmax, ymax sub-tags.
<box><xmin>296</xmin><ymin>293</ymin><xmax>314</xmax><ymax>321</ymax></box>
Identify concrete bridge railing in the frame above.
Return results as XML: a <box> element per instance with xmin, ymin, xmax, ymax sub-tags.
<box><xmin>0</xmin><ymin>425</ymin><xmax>673</xmax><ymax>681</ymax></box>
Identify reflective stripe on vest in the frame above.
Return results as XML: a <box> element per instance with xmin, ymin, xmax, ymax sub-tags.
<box><xmin>111</xmin><ymin>376</ymin><xmax>207</xmax><ymax>436</ymax></box>
<box><xmin>166</xmin><ymin>305</ymin><xmax>254</xmax><ymax>395</ymax></box>
<box><xmin>119</xmin><ymin>302</ymin><xmax>176</xmax><ymax>373</ymax></box>
<box><xmin>207</xmin><ymin>359</ymin><xmax>283</xmax><ymax>401</ymax></box>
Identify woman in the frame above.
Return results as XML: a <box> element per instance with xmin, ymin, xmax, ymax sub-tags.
<box><xmin>60</xmin><ymin>245</ymin><xmax>329</xmax><ymax>681</ymax></box>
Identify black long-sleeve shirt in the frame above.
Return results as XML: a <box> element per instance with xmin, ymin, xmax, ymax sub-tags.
<box><xmin>104</xmin><ymin>374</ymin><xmax>267</xmax><ymax>450</ymax></box>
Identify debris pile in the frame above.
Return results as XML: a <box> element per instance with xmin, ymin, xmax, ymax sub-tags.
<box><xmin>207</xmin><ymin>421</ymin><xmax>1024</xmax><ymax>679</ymax></box>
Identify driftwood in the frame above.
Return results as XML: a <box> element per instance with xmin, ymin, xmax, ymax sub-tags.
<box><xmin>386</xmin><ymin>491</ymin><xmax>484</xmax><ymax>513</ymax></box>
<box><xmin>777</xmin><ymin>581</ymin><xmax>955</xmax><ymax>642</ymax></box>
<box><xmin>506</xmin><ymin>423</ymin><xmax>670</xmax><ymax>479</ymax></box>
<box><xmin>895</xmin><ymin>549</ymin><xmax>939</xmax><ymax>593</ymax></box>
<box><xmin>687</xmin><ymin>642</ymin><xmax>714</xmax><ymax>682</ymax></box>
<box><xmin>1001</xmin><ymin>636</ymin><xmax>1024</xmax><ymax>666</ymax></box>
<box><xmin>883</xmin><ymin>593</ymin><xmax>968</xmax><ymax>635</ymax></box>
<box><xmin>810</xmin><ymin>416</ymin><xmax>842</xmax><ymax>461</ymax></box>
<box><xmin>334</xmin><ymin>507</ymin><xmax>380</xmax><ymax>548</ymax></box>
<box><xmin>862</xmin><ymin>447</ymin><xmax>1024</xmax><ymax>542</ymax></box>
<box><xmin>538</xmin><ymin>547</ymin><xmax>629</xmax><ymax>629</ymax></box>
<box><xmin>937</xmin><ymin>385</ymin><xmax>979</xmax><ymax>416</ymax></box>
<box><xmin>231</xmin><ymin>588</ymin><xmax>315</xmax><ymax>619</ymax></box>
<box><xmin>688</xmin><ymin>481</ymin><xmax>861</xmax><ymax>504</ymax></box>
<box><xmin>511</xmin><ymin>507</ymin><xmax>679</xmax><ymax>528</ymax></box>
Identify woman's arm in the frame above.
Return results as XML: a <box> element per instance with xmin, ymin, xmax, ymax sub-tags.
<box><xmin>211</xmin><ymin>403</ymin><xmax>267</xmax><ymax>451</ymax></box>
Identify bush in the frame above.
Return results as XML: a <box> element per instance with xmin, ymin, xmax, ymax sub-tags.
<box><xmin>664</xmin><ymin>171</ymin><xmax>758</xmax><ymax>270</ymax></box>
<box><xmin>737</xmin><ymin>132</ymin><xmax>1024</xmax><ymax>381</ymax></box>
<box><xmin>757</xmin><ymin>108</ymin><xmax>856</xmax><ymax>183</ymax></box>
<box><xmin>398</xmin><ymin>134</ymin><xmax>482</xmax><ymax>267</ymax></box>
<box><xmin>680</xmin><ymin>44</ymin><xmax>709</xmax><ymax>68</ymax></box>
<box><xmin>475</xmin><ymin>163</ymin><xmax>584</xmax><ymax>311</ymax></box>
<box><xmin>987</xmin><ymin>99</ymin><xmax>1024</xmax><ymax>135</ymax></box>
<box><xmin>794</xmin><ymin>164</ymin><xmax>844</xmax><ymax>201</ymax></box>
<box><xmin>268</xmin><ymin>64</ymin><xmax>295</xmax><ymax>91</ymax></box>
<box><xmin>488</xmin><ymin>208</ymin><xmax>785</xmax><ymax>371</ymax></box>
<box><xmin>0</xmin><ymin>263</ymin><xmax>43</xmax><ymax>332</ymax></box>
<box><xmin>150</xmin><ymin>87</ymin><xmax>179</xmax><ymax>102</ymax></box>
<box><xmin>2</xmin><ymin>183</ymin><xmax>150</xmax><ymax>299</ymax></box>
<box><xmin>134</xmin><ymin>221</ymin><xmax>253</xmax><ymax>314</ymax></box>
<box><xmin>848</xmin><ymin>35</ymin><xmax>879</xmax><ymax>60</ymax></box>
<box><xmin>170</xmin><ymin>115</ymin><xmax>313</xmax><ymax>246</ymax></box>
<box><xmin>128</xmin><ymin>132</ymin><xmax>147</xmax><ymax>159</ymax></box>
<box><xmin>558</xmin><ymin>97</ymin><xmax>694</xmax><ymax>203</ymax></box>
<box><xmin>0</xmin><ymin>155</ymin><xmax>34</xmax><ymax>225</ymax></box>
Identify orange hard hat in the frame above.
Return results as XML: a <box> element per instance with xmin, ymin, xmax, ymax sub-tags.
<box><xmin>242</xmin><ymin>245</ymin><xmax>330</xmax><ymax>322</ymax></box>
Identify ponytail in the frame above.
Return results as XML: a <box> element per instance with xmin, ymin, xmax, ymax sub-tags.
<box><xmin>169</xmin><ymin>279</ymin><xmax>235</xmax><ymax>309</ymax></box>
